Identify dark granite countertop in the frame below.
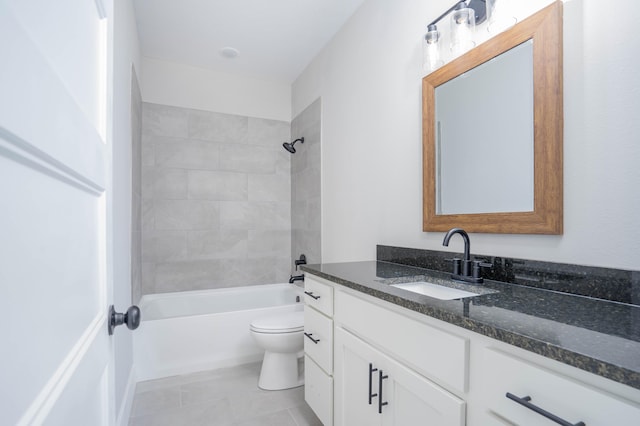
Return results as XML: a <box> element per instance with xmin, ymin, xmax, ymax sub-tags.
<box><xmin>301</xmin><ymin>260</ymin><xmax>640</xmax><ymax>391</ymax></box>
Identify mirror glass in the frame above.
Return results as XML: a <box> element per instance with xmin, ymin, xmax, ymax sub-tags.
<box><xmin>436</xmin><ymin>40</ymin><xmax>534</xmax><ymax>215</ymax></box>
<box><xmin>422</xmin><ymin>1</ymin><xmax>563</xmax><ymax>234</ymax></box>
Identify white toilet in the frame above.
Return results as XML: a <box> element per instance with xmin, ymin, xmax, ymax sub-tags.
<box><xmin>250</xmin><ymin>309</ymin><xmax>305</xmax><ymax>390</ymax></box>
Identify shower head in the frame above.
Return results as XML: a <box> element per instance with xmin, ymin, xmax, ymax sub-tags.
<box><xmin>282</xmin><ymin>137</ymin><xmax>304</xmax><ymax>154</ymax></box>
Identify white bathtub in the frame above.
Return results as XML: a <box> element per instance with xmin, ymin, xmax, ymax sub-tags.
<box><xmin>133</xmin><ymin>283</ymin><xmax>304</xmax><ymax>381</ymax></box>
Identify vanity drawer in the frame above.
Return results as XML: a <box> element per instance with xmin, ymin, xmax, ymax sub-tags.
<box><xmin>334</xmin><ymin>290</ymin><xmax>468</xmax><ymax>393</ymax></box>
<box><xmin>305</xmin><ymin>355</ymin><xmax>333</xmax><ymax>426</ymax></box>
<box><xmin>304</xmin><ymin>305</ymin><xmax>333</xmax><ymax>374</ymax></box>
<box><xmin>481</xmin><ymin>348</ymin><xmax>640</xmax><ymax>426</ymax></box>
<box><xmin>304</xmin><ymin>276</ymin><xmax>334</xmax><ymax>317</ymax></box>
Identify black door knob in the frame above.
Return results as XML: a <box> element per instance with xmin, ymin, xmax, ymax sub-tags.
<box><xmin>108</xmin><ymin>305</ymin><xmax>141</xmax><ymax>335</ymax></box>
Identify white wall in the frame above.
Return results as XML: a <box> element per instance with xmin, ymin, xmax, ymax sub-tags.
<box><xmin>110</xmin><ymin>0</ymin><xmax>141</xmax><ymax>422</ymax></box>
<box><xmin>141</xmin><ymin>57</ymin><xmax>291</xmax><ymax>121</ymax></box>
<box><xmin>293</xmin><ymin>0</ymin><xmax>640</xmax><ymax>271</ymax></box>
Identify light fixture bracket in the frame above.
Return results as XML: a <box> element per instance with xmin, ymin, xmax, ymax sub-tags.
<box><xmin>427</xmin><ymin>0</ymin><xmax>487</xmax><ymax>30</ymax></box>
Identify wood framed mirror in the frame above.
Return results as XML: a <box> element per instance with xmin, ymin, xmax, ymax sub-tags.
<box><xmin>422</xmin><ymin>1</ymin><xmax>563</xmax><ymax>234</ymax></box>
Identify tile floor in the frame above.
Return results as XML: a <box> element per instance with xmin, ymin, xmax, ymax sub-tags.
<box><xmin>128</xmin><ymin>362</ymin><xmax>322</xmax><ymax>426</ymax></box>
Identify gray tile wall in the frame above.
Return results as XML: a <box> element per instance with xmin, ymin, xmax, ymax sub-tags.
<box><xmin>141</xmin><ymin>102</ymin><xmax>291</xmax><ymax>294</ymax></box>
<box><xmin>131</xmin><ymin>69</ymin><xmax>142</xmax><ymax>304</ymax></box>
<box><xmin>291</xmin><ymin>98</ymin><xmax>322</xmax><ymax>268</ymax></box>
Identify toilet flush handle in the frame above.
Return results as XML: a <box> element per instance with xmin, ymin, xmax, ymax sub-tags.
<box><xmin>108</xmin><ymin>305</ymin><xmax>141</xmax><ymax>335</ymax></box>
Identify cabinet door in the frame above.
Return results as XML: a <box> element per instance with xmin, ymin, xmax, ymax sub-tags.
<box><xmin>335</xmin><ymin>327</ymin><xmax>465</xmax><ymax>426</ymax></box>
<box><xmin>334</xmin><ymin>327</ymin><xmax>384</xmax><ymax>426</ymax></box>
<box><xmin>383</xmin><ymin>356</ymin><xmax>466</xmax><ymax>426</ymax></box>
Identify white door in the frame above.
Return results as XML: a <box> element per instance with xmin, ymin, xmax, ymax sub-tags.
<box><xmin>0</xmin><ymin>0</ymin><xmax>114</xmax><ymax>424</ymax></box>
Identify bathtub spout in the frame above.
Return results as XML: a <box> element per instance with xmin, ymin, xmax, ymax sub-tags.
<box><xmin>289</xmin><ymin>274</ymin><xmax>304</xmax><ymax>284</ymax></box>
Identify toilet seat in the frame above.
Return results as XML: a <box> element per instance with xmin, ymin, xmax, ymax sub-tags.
<box><xmin>250</xmin><ymin>311</ymin><xmax>304</xmax><ymax>334</ymax></box>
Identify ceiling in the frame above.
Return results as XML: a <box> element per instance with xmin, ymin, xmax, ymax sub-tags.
<box><xmin>132</xmin><ymin>0</ymin><xmax>366</xmax><ymax>84</ymax></box>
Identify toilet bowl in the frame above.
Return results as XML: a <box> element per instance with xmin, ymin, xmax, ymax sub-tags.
<box><xmin>250</xmin><ymin>309</ymin><xmax>304</xmax><ymax>390</ymax></box>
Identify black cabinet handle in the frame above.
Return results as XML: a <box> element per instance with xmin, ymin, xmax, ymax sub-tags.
<box><xmin>506</xmin><ymin>393</ymin><xmax>585</xmax><ymax>426</ymax></box>
<box><xmin>368</xmin><ymin>363</ymin><xmax>378</xmax><ymax>405</ymax></box>
<box><xmin>304</xmin><ymin>332</ymin><xmax>320</xmax><ymax>344</ymax></box>
<box><xmin>304</xmin><ymin>291</ymin><xmax>321</xmax><ymax>300</ymax></box>
<box><xmin>378</xmin><ymin>370</ymin><xmax>389</xmax><ymax>413</ymax></box>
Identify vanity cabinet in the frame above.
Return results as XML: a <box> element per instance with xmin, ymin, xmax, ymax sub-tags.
<box><xmin>334</xmin><ymin>327</ymin><xmax>465</xmax><ymax>426</ymax></box>
<box><xmin>304</xmin><ymin>272</ymin><xmax>640</xmax><ymax>426</ymax></box>
<box><xmin>333</xmin><ymin>289</ymin><xmax>466</xmax><ymax>426</ymax></box>
<box><xmin>303</xmin><ymin>276</ymin><xmax>334</xmax><ymax>426</ymax></box>
<box><xmin>334</xmin><ymin>289</ymin><xmax>469</xmax><ymax>393</ymax></box>
<box><xmin>478</xmin><ymin>348</ymin><xmax>640</xmax><ymax>425</ymax></box>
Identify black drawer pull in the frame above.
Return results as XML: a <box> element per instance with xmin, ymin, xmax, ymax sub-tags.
<box><xmin>378</xmin><ymin>370</ymin><xmax>389</xmax><ymax>413</ymax></box>
<box><xmin>304</xmin><ymin>291</ymin><xmax>321</xmax><ymax>300</ymax></box>
<box><xmin>506</xmin><ymin>393</ymin><xmax>585</xmax><ymax>426</ymax></box>
<box><xmin>304</xmin><ymin>332</ymin><xmax>320</xmax><ymax>344</ymax></box>
<box><xmin>368</xmin><ymin>363</ymin><xmax>378</xmax><ymax>405</ymax></box>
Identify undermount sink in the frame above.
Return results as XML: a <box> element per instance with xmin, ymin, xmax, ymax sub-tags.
<box><xmin>390</xmin><ymin>281</ymin><xmax>479</xmax><ymax>300</ymax></box>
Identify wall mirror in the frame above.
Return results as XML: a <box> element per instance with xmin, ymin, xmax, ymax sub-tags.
<box><xmin>422</xmin><ymin>1</ymin><xmax>563</xmax><ymax>234</ymax></box>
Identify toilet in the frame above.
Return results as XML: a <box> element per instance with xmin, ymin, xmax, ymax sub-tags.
<box><xmin>250</xmin><ymin>309</ymin><xmax>305</xmax><ymax>390</ymax></box>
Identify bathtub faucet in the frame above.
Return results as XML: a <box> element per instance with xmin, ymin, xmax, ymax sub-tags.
<box><xmin>289</xmin><ymin>274</ymin><xmax>304</xmax><ymax>284</ymax></box>
<box><xmin>294</xmin><ymin>254</ymin><xmax>307</xmax><ymax>270</ymax></box>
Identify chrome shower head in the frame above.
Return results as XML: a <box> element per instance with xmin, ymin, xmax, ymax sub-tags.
<box><xmin>282</xmin><ymin>137</ymin><xmax>304</xmax><ymax>154</ymax></box>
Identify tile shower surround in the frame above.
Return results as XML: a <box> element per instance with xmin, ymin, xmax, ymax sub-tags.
<box><xmin>291</xmin><ymin>98</ymin><xmax>321</xmax><ymax>268</ymax></box>
<box><xmin>141</xmin><ymin>102</ymin><xmax>292</xmax><ymax>294</ymax></box>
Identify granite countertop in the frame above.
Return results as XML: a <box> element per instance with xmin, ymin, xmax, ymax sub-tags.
<box><xmin>301</xmin><ymin>260</ymin><xmax>640</xmax><ymax>391</ymax></box>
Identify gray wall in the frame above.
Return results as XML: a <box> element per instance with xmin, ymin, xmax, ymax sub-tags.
<box><xmin>131</xmin><ymin>69</ymin><xmax>142</xmax><ymax>303</ymax></box>
<box><xmin>141</xmin><ymin>102</ymin><xmax>291</xmax><ymax>294</ymax></box>
<box><xmin>291</xmin><ymin>98</ymin><xmax>322</xmax><ymax>267</ymax></box>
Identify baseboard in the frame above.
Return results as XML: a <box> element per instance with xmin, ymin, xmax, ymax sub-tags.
<box><xmin>115</xmin><ymin>368</ymin><xmax>136</xmax><ymax>426</ymax></box>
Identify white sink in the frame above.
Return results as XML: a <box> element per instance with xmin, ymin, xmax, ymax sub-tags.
<box><xmin>390</xmin><ymin>281</ymin><xmax>479</xmax><ymax>300</ymax></box>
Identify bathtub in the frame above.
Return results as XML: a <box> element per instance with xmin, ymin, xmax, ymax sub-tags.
<box><xmin>133</xmin><ymin>283</ymin><xmax>303</xmax><ymax>381</ymax></box>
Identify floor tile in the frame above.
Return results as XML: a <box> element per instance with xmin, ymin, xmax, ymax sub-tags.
<box><xmin>288</xmin><ymin>404</ymin><xmax>323</xmax><ymax>426</ymax></box>
<box><xmin>180</xmin><ymin>372</ymin><xmax>257</xmax><ymax>407</ymax></box>
<box><xmin>131</xmin><ymin>387</ymin><xmax>181</xmax><ymax>418</ymax></box>
<box><xmin>234</xmin><ymin>409</ymin><xmax>297</xmax><ymax>426</ymax></box>
<box><xmin>228</xmin><ymin>386</ymin><xmax>305</xmax><ymax>422</ymax></box>
<box><xmin>129</xmin><ymin>363</ymin><xmax>320</xmax><ymax>426</ymax></box>
<box><xmin>129</xmin><ymin>398</ymin><xmax>233</xmax><ymax>426</ymax></box>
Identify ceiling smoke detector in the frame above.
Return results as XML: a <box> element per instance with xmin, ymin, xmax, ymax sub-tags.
<box><xmin>220</xmin><ymin>46</ymin><xmax>239</xmax><ymax>58</ymax></box>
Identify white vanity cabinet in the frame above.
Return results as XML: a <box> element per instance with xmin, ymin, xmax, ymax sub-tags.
<box><xmin>477</xmin><ymin>348</ymin><xmax>640</xmax><ymax>426</ymax></box>
<box><xmin>303</xmin><ymin>276</ymin><xmax>334</xmax><ymax>426</ymax></box>
<box><xmin>333</xmin><ymin>288</ymin><xmax>466</xmax><ymax>426</ymax></box>
<box><xmin>304</xmin><ymin>272</ymin><xmax>640</xmax><ymax>426</ymax></box>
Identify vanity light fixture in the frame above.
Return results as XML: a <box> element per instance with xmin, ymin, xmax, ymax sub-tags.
<box><xmin>486</xmin><ymin>0</ymin><xmax>518</xmax><ymax>34</ymax></box>
<box><xmin>422</xmin><ymin>24</ymin><xmax>443</xmax><ymax>72</ymax></box>
<box><xmin>450</xmin><ymin>3</ymin><xmax>477</xmax><ymax>56</ymax></box>
<box><xmin>422</xmin><ymin>0</ymin><xmax>487</xmax><ymax>72</ymax></box>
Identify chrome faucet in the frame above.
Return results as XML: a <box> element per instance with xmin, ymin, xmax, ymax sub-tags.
<box><xmin>442</xmin><ymin>228</ymin><xmax>491</xmax><ymax>284</ymax></box>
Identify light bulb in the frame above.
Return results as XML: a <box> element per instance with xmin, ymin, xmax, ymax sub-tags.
<box><xmin>450</xmin><ymin>6</ymin><xmax>476</xmax><ymax>56</ymax></box>
<box><xmin>486</xmin><ymin>0</ymin><xmax>517</xmax><ymax>34</ymax></box>
<box><xmin>423</xmin><ymin>25</ymin><xmax>444</xmax><ymax>73</ymax></box>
